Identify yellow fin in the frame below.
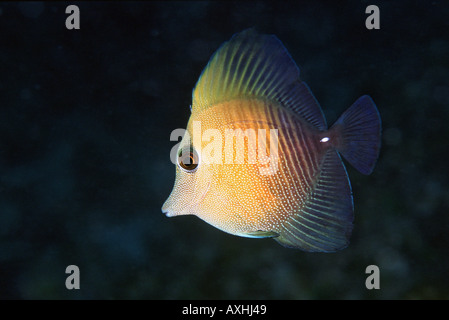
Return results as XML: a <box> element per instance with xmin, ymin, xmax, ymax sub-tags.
<box><xmin>191</xmin><ymin>29</ymin><xmax>327</xmax><ymax>130</ymax></box>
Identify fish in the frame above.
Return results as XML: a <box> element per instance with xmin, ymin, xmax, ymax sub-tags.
<box><xmin>162</xmin><ymin>30</ymin><xmax>381</xmax><ymax>252</ymax></box>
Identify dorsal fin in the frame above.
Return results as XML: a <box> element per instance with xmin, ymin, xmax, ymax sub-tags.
<box><xmin>192</xmin><ymin>29</ymin><xmax>327</xmax><ymax>130</ymax></box>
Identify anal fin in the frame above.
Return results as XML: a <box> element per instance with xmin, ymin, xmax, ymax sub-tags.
<box><xmin>275</xmin><ymin>150</ymin><xmax>354</xmax><ymax>252</ymax></box>
<box><xmin>241</xmin><ymin>230</ymin><xmax>280</xmax><ymax>239</ymax></box>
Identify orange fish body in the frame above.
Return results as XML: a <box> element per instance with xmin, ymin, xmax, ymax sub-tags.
<box><xmin>162</xmin><ymin>30</ymin><xmax>381</xmax><ymax>252</ymax></box>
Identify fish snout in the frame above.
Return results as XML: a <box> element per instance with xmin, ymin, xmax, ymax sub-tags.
<box><xmin>161</xmin><ymin>202</ymin><xmax>175</xmax><ymax>217</ymax></box>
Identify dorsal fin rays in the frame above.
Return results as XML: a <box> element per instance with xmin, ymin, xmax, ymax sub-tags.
<box><xmin>192</xmin><ymin>29</ymin><xmax>327</xmax><ymax>130</ymax></box>
<box><xmin>281</xmin><ymin>81</ymin><xmax>328</xmax><ymax>130</ymax></box>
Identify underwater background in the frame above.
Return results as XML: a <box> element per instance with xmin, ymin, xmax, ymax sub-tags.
<box><xmin>1</xmin><ymin>1</ymin><xmax>448</xmax><ymax>299</ymax></box>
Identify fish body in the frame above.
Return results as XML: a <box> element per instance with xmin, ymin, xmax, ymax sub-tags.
<box><xmin>162</xmin><ymin>30</ymin><xmax>381</xmax><ymax>252</ymax></box>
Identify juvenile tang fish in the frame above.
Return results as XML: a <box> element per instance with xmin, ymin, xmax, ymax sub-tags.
<box><xmin>162</xmin><ymin>30</ymin><xmax>381</xmax><ymax>252</ymax></box>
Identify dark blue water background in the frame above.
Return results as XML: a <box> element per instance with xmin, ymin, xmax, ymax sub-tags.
<box><xmin>1</xmin><ymin>1</ymin><xmax>448</xmax><ymax>299</ymax></box>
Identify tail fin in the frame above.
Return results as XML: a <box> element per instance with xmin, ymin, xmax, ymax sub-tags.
<box><xmin>330</xmin><ymin>95</ymin><xmax>381</xmax><ymax>175</ymax></box>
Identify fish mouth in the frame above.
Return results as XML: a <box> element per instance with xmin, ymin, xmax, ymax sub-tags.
<box><xmin>161</xmin><ymin>206</ymin><xmax>174</xmax><ymax>217</ymax></box>
<box><xmin>162</xmin><ymin>181</ymin><xmax>211</xmax><ymax>217</ymax></box>
<box><xmin>162</xmin><ymin>197</ymin><xmax>176</xmax><ymax>217</ymax></box>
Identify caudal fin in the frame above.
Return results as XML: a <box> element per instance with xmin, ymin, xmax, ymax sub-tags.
<box><xmin>330</xmin><ymin>95</ymin><xmax>381</xmax><ymax>175</ymax></box>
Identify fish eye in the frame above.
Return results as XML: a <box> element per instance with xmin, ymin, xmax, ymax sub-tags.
<box><xmin>177</xmin><ymin>147</ymin><xmax>199</xmax><ymax>173</ymax></box>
